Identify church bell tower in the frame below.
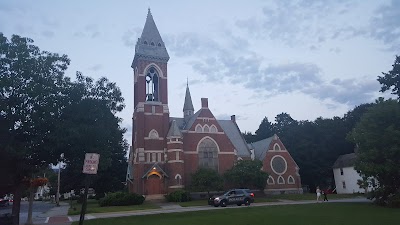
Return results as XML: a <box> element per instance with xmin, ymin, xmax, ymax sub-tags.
<box><xmin>130</xmin><ymin>9</ymin><xmax>170</xmax><ymax>195</ymax></box>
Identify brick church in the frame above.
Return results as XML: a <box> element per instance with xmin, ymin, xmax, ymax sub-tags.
<box><xmin>127</xmin><ymin>10</ymin><xmax>302</xmax><ymax>196</ymax></box>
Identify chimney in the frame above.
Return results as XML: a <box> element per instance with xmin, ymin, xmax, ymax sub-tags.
<box><xmin>201</xmin><ymin>98</ymin><xmax>208</xmax><ymax>108</ymax></box>
<box><xmin>231</xmin><ymin>115</ymin><xmax>236</xmax><ymax>123</ymax></box>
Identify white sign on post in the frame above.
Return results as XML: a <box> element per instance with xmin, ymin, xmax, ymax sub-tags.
<box><xmin>82</xmin><ymin>153</ymin><xmax>100</xmax><ymax>174</ymax></box>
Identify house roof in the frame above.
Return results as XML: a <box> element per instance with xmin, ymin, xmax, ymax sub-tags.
<box><xmin>217</xmin><ymin>120</ymin><xmax>251</xmax><ymax>157</ymax></box>
<box><xmin>167</xmin><ymin>120</ymin><xmax>182</xmax><ymax>138</ymax></box>
<box><xmin>248</xmin><ymin>137</ymin><xmax>274</xmax><ymax>160</ymax></box>
<box><xmin>142</xmin><ymin>163</ymin><xmax>168</xmax><ymax>178</ymax></box>
<box><xmin>332</xmin><ymin>153</ymin><xmax>357</xmax><ymax>168</ymax></box>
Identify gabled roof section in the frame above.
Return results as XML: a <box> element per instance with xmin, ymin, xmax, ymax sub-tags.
<box><xmin>183</xmin><ymin>109</ymin><xmax>202</xmax><ymax>130</ymax></box>
<box><xmin>249</xmin><ymin>136</ymin><xmax>274</xmax><ymax>160</ymax></box>
<box><xmin>183</xmin><ymin>84</ymin><xmax>194</xmax><ymax>112</ymax></box>
<box><xmin>167</xmin><ymin>120</ymin><xmax>182</xmax><ymax>138</ymax></box>
<box><xmin>133</xmin><ymin>9</ymin><xmax>169</xmax><ymax>64</ymax></box>
<box><xmin>142</xmin><ymin>163</ymin><xmax>168</xmax><ymax>178</ymax></box>
<box><xmin>332</xmin><ymin>153</ymin><xmax>357</xmax><ymax>169</ymax></box>
<box><xmin>217</xmin><ymin>120</ymin><xmax>251</xmax><ymax>157</ymax></box>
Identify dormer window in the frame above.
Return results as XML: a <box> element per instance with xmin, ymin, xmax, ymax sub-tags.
<box><xmin>158</xmin><ymin>43</ymin><xmax>162</xmax><ymax>47</ymax></box>
<box><xmin>146</xmin><ymin>67</ymin><xmax>159</xmax><ymax>101</ymax></box>
<box><xmin>151</xmin><ymin>42</ymin><xmax>155</xmax><ymax>46</ymax></box>
<box><xmin>143</xmin><ymin>41</ymin><xmax>148</xmax><ymax>45</ymax></box>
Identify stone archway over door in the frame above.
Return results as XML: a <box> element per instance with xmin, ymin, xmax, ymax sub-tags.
<box><xmin>146</xmin><ymin>175</ymin><xmax>162</xmax><ymax>195</ymax></box>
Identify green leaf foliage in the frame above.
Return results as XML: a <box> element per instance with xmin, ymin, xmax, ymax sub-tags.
<box><xmin>190</xmin><ymin>168</ymin><xmax>223</xmax><ymax>194</ymax></box>
<box><xmin>224</xmin><ymin>160</ymin><xmax>268</xmax><ymax>190</ymax></box>
<box><xmin>378</xmin><ymin>55</ymin><xmax>400</xmax><ymax>99</ymax></box>
<box><xmin>348</xmin><ymin>99</ymin><xmax>400</xmax><ymax>207</ymax></box>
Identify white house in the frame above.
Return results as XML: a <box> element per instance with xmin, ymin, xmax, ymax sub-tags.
<box><xmin>332</xmin><ymin>153</ymin><xmax>366</xmax><ymax>194</ymax></box>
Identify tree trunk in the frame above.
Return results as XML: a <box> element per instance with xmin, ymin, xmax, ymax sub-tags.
<box><xmin>11</xmin><ymin>184</ymin><xmax>24</xmax><ymax>225</ymax></box>
<box><xmin>25</xmin><ymin>186</ymin><xmax>34</xmax><ymax>225</ymax></box>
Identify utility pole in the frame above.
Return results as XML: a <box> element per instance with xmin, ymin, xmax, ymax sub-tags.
<box><xmin>56</xmin><ymin>162</ymin><xmax>61</xmax><ymax>206</ymax></box>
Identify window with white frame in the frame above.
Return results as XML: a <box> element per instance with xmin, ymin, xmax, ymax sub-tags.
<box><xmin>267</xmin><ymin>176</ymin><xmax>275</xmax><ymax>185</ymax></box>
<box><xmin>203</xmin><ymin>125</ymin><xmax>210</xmax><ymax>133</ymax></box>
<box><xmin>198</xmin><ymin>138</ymin><xmax>219</xmax><ymax>171</ymax></box>
<box><xmin>277</xmin><ymin>176</ymin><xmax>285</xmax><ymax>184</ymax></box>
<box><xmin>210</xmin><ymin>125</ymin><xmax>217</xmax><ymax>133</ymax></box>
<box><xmin>287</xmin><ymin>175</ymin><xmax>295</xmax><ymax>184</ymax></box>
<box><xmin>195</xmin><ymin>124</ymin><xmax>202</xmax><ymax>133</ymax></box>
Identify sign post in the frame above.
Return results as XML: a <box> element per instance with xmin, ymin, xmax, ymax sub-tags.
<box><xmin>79</xmin><ymin>153</ymin><xmax>100</xmax><ymax>225</ymax></box>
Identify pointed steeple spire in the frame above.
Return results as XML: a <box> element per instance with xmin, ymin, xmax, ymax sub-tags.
<box><xmin>183</xmin><ymin>81</ymin><xmax>194</xmax><ymax>121</ymax></box>
<box><xmin>132</xmin><ymin>9</ymin><xmax>169</xmax><ymax>66</ymax></box>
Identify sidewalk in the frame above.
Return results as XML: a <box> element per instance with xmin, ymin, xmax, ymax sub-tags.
<box><xmin>35</xmin><ymin>197</ymin><xmax>370</xmax><ymax>224</ymax></box>
<box><xmin>35</xmin><ymin>202</ymin><xmax>71</xmax><ymax>225</ymax></box>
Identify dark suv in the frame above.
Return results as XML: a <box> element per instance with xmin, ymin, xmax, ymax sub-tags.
<box><xmin>208</xmin><ymin>189</ymin><xmax>254</xmax><ymax>207</ymax></box>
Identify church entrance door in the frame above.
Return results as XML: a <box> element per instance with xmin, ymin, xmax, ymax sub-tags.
<box><xmin>146</xmin><ymin>175</ymin><xmax>162</xmax><ymax>195</ymax></box>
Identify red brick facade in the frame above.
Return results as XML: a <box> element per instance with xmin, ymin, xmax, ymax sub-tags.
<box><xmin>127</xmin><ymin>11</ymin><xmax>302</xmax><ymax>196</ymax></box>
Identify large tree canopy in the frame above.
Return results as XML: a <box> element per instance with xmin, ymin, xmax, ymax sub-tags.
<box><xmin>378</xmin><ymin>55</ymin><xmax>400</xmax><ymax>99</ymax></box>
<box><xmin>0</xmin><ymin>33</ymin><xmax>71</xmax><ymax>225</ymax></box>
<box><xmin>0</xmin><ymin>33</ymin><xmax>128</xmax><ymax>224</ymax></box>
<box><xmin>224</xmin><ymin>160</ymin><xmax>268</xmax><ymax>190</ymax></box>
<box><xmin>348</xmin><ymin>99</ymin><xmax>400</xmax><ymax>207</ymax></box>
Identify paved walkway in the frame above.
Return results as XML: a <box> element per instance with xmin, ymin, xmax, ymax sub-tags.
<box><xmin>33</xmin><ymin>197</ymin><xmax>370</xmax><ymax>224</ymax></box>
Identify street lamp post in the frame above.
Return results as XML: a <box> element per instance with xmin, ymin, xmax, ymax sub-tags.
<box><xmin>56</xmin><ymin>153</ymin><xmax>64</xmax><ymax>207</ymax></box>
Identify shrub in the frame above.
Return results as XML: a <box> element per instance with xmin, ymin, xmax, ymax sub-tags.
<box><xmin>99</xmin><ymin>192</ymin><xmax>145</xmax><ymax>207</ymax></box>
<box><xmin>165</xmin><ymin>190</ymin><xmax>191</xmax><ymax>202</ymax></box>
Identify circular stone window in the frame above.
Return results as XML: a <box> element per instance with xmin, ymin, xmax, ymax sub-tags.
<box><xmin>270</xmin><ymin>155</ymin><xmax>287</xmax><ymax>175</ymax></box>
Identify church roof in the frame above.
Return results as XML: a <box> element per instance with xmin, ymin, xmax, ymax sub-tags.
<box><xmin>133</xmin><ymin>9</ymin><xmax>169</xmax><ymax>63</ymax></box>
<box><xmin>167</xmin><ymin>120</ymin><xmax>182</xmax><ymax>138</ymax></box>
<box><xmin>248</xmin><ymin>137</ymin><xmax>274</xmax><ymax>160</ymax></box>
<box><xmin>217</xmin><ymin>120</ymin><xmax>251</xmax><ymax>157</ymax></box>
<box><xmin>183</xmin><ymin>84</ymin><xmax>194</xmax><ymax>112</ymax></box>
<box><xmin>332</xmin><ymin>153</ymin><xmax>357</xmax><ymax>168</ymax></box>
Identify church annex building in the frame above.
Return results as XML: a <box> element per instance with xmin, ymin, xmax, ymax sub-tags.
<box><xmin>127</xmin><ymin>10</ymin><xmax>302</xmax><ymax>196</ymax></box>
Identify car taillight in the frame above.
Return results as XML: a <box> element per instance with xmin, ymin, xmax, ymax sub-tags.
<box><xmin>250</xmin><ymin>193</ymin><xmax>254</xmax><ymax>197</ymax></box>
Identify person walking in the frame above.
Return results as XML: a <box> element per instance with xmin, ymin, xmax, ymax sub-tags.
<box><xmin>323</xmin><ymin>189</ymin><xmax>329</xmax><ymax>201</ymax></box>
<box><xmin>316</xmin><ymin>186</ymin><xmax>321</xmax><ymax>203</ymax></box>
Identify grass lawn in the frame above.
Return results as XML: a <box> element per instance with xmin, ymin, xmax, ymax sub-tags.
<box><xmin>68</xmin><ymin>199</ymin><xmax>160</xmax><ymax>215</ymax></box>
<box><xmin>72</xmin><ymin>202</ymin><xmax>400</xmax><ymax>225</ymax></box>
<box><xmin>267</xmin><ymin>193</ymin><xmax>363</xmax><ymax>201</ymax></box>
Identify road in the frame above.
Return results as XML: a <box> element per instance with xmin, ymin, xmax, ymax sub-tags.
<box><xmin>0</xmin><ymin>201</ymin><xmax>55</xmax><ymax>224</ymax></box>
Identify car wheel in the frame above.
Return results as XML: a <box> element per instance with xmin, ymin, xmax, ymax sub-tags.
<box><xmin>214</xmin><ymin>204</ymin><xmax>219</xmax><ymax>207</ymax></box>
<box><xmin>244</xmin><ymin>198</ymin><xmax>250</xmax><ymax>206</ymax></box>
<box><xmin>220</xmin><ymin>200</ymin><xmax>227</xmax><ymax>207</ymax></box>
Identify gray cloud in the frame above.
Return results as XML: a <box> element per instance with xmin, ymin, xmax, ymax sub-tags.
<box><xmin>122</xmin><ymin>27</ymin><xmax>142</xmax><ymax>47</ymax></box>
<box><xmin>88</xmin><ymin>64</ymin><xmax>103</xmax><ymax>71</ymax></box>
<box><xmin>369</xmin><ymin>0</ymin><xmax>400</xmax><ymax>50</ymax></box>
<box><xmin>41</xmin><ymin>30</ymin><xmax>54</xmax><ymax>38</ymax></box>
<box><xmin>73</xmin><ymin>24</ymin><xmax>102</xmax><ymax>39</ymax></box>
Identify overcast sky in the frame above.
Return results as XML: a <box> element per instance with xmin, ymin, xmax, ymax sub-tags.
<box><xmin>1</xmin><ymin>0</ymin><xmax>399</xmax><ymax>144</ymax></box>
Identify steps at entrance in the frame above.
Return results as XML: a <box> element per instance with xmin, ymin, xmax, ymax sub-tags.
<box><xmin>145</xmin><ymin>194</ymin><xmax>166</xmax><ymax>202</ymax></box>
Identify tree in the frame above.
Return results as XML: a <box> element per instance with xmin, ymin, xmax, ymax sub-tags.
<box><xmin>348</xmin><ymin>99</ymin><xmax>400</xmax><ymax>207</ymax></box>
<box><xmin>48</xmin><ymin>72</ymin><xmax>127</xmax><ymax>197</ymax></box>
<box><xmin>0</xmin><ymin>33</ymin><xmax>70</xmax><ymax>225</ymax></box>
<box><xmin>378</xmin><ymin>55</ymin><xmax>400</xmax><ymax>99</ymax></box>
<box><xmin>190</xmin><ymin>168</ymin><xmax>223</xmax><ymax>197</ymax></box>
<box><xmin>254</xmin><ymin>117</ymin><xmax>275</xmax><ymax>142</ymax></box>
<box><xmin>224</xmin><ymin>160</ymin><xmax>268</xmax><ymax>190</ymax></box>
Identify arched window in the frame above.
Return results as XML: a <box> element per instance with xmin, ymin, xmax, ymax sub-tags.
<box><xmin>175</xmin><ymin>174</ymin><xmax>182</xmax><ymax>185</ymax></box>
<box><xmin>145</xmin><ymin>67</ymin><xmax>159</xmax><ymax>101</ymax></box>
<box><xmin>203</xmin><ymin>125</ymin><xmax>210</xmax><ymax>133</ymax></box>
<box><xmin>150</xmin><ymin>42</ymin><xmax>155</xmax><ymax>46</ymax></box>
<box><xmin>210</xmin><ymin>125</ymin><xmax>217</xmax><ymax>133</ymax></box>
<box><xmin>158</xmin><ymin>43</ymin><xmax>162</xmax><ymax>47</ymax></box>
<box><xmin>277</xmin><ymin>176</ymin><xmax>285</xmax><ymax>184</ymax></box>
<box><xmin>267</xmin><ymin>176</ymin><xmax>275</xmax><ymax>185</ymax></box>
<box><xmin>149</xmin><ymin>129</ymin><xmax>159</xmax><ymax>139</ymax></box>
<box><xmin>195</xmin><ymin>124</ymin><xmax>202</xmax><ymax>133</ymax></box>
<box><xmin>198</xmin><ymin>138</ymin><xmax>219</xmax><ymax>171</ymax></box>
<box><xmin>143</xmin><ymin>41</ymin><xmax>148</xmax><ymax>45</ymax></box>
<box><xmin>274</xmin><ymin>143</ymin><xmax>281</xmax><ymax>151</ymax></box>
<box><xmin>288</xmin><ymin>175</ymin><xmax>295</xmax><ymax>184</ymax></box>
